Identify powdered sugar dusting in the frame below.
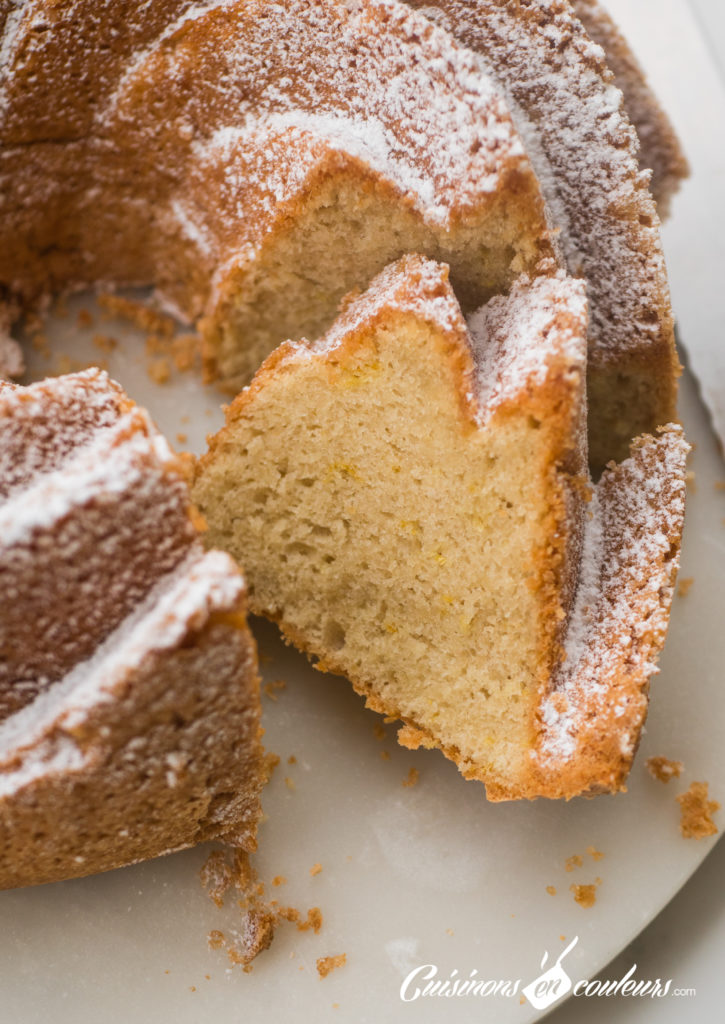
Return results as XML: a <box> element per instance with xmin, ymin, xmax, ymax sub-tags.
<box><xmin>0</xmin><ymin>369</ymin><xmax>249</xmax><ymax>798</ymax></box>
<box><xmin>468</xmin><ymin>272</ymin><xmax>587</xmax><ymax>419</ymax></box>
<box><xmin>538</xmin><ymin>427</ymin><xmax>688</xmax><ymax>772</ymax></box>
<box><xmin>108</xmin><ymin>0</ymin><xmax>528</xmax><ymax>230</ymax></box>
<box><xmin>405</xmin><ymin>0</ymin><xmax>673</xmax><ymax>369</ymax></box>
<box><xmin>308</xmin><ymin>254</ymin><xmax>467</xmax><ymax>356</ymax></box>
<box><xmin>0</xmin><ymin>549</ymin><xmax>244</xmax><ymax>796</ymax></box>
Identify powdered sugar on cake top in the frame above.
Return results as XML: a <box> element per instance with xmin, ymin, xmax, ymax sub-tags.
<box><xmin>0</xmin><ymin>548</ymin><xmax>245</xmax><ymax>798</ymax></box>
<box><xmin>468</xmin><ymin>272</ymin><xmax>588</xmax><ymax>418</ymax></box>
<box><xmin>405</xmin><ymin>0</ymin><xmax>671</xmax><ymax>364</ymax></box>
<box><xmin>538</xmin><ymin>427</ymin><xmax>689</xmax><ymax>769</ymax></box>
<box><xmin>106</xmin><ymin>0</ymin><xmax>531</xmax><ymax>231</ymax></box>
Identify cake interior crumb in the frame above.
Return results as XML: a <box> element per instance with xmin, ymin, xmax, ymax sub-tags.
<box><xmin>317</xmin><ymin>954</ymin><xmax>347</xmax><ymax>979</ymax></box>
<box><xmin>677</xmin><ymin>782</ymin><xmax>720</xmax><ymax>838</ymax></box>
<box><xmin>570</xmin><ymin>881</ymin><xmax>600</xmax><ymax>908</ymax></box>
<box><xmin>646</xmin><ymin>755</ymin><xmax>684</xmax><ymax>782</ymax></box>
<box><xmin>402</xmin><ymin>767</ymin><xmax>420</xmax><ymax>788</ymax></box>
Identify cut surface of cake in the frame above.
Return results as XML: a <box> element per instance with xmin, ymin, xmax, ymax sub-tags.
<box><xmin>0</xmin><ymin>0</ymin><xmax>552</xmax><ymax>391</ymax></box>
<box><xmin>193</xmin><ymin>256</ymin><xmax>688</xmax><ymax>799</ymax></box>
<box><xmin>0</xmin><ymin>369</ymin><xmax>265</xmax><ymax>889</ymax></box>
<box><xmin>405</xmin><ymin>0</ymin><xmax>681</xmax><ymax>467</ymax></box>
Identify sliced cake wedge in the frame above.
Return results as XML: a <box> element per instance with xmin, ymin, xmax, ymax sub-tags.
<box><xmin>193</xmin><ymin>256</ymin><xmax>687</xmax><ymax>799</ymax></box>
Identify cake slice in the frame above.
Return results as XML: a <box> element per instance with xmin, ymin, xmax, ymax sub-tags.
<box><xmin>0</xmin><ymin>370</ymin><xmax>265</xmax><ymax>889</ymax></box>
<box><xmin>193</xmin><ymin>256</ymin><xmax>687</xmax><ymax>799</ymax></box>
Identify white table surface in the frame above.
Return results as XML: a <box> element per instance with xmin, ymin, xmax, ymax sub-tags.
<box><xmin>550</xmin><ymin>0</ymin><xmax>725</xmax><ymax>1019</ymax></box>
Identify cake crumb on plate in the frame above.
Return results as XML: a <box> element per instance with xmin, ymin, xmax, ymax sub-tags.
<box><xmin>677</xmin><ymin>782</ymin><xmax>720</xmax><ymax>838</ymax></box>
<box><xmin>646</xmin><ymin>756</ymin><xmax>684</xmax><ymax>783</ymax></box>
<box><xmin>317</xmin><ymin>954</ymin><xmax>347</xmax><ymax>978</ymax></box>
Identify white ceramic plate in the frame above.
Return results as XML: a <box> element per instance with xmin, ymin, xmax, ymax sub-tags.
<box><xmin>0</xmin><ymin>286</ymin><xmax>722</xmax><ymax>1024</ymax></box>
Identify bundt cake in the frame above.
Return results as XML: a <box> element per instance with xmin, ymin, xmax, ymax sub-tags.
<box><xmin>0</xmin><ymin>369</ymin><xmax>265</xmax><ymax>889</ymax></box>
<box><xmin>192</xmin><ymin>256</ymin><xmax>688</xmax><ymax>800</ymax></box>
<box><xmin>572</xmin><ymin>0</ymin><xmax>690</xmax><ymax>216</ymax></box>
<box><xmin>405</xmin><ymin>0</ymin><xmax>680</xmax><ymax>467</ymax></box>
<box><xmin>0</xmin><ymin>0</ymin><xmax>552</xmax><ymax>393</ymax></box>
<box><xmin>0</xmin><ymin>0</ymin><xmax>684</xmax><ymax>469</ymax></box>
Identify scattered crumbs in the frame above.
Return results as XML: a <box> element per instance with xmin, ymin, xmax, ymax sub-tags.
<box><xmin>200</xmin><ymin>850</ymin><xmax>235</xmax><ymax>908</ymax></box>
<box><xmin>263</xmin><ymin>679</ymin><xmax>287</xmax><ymax>701</ymax></box>
<box><xmin>402</xmin><ymin>766</ymin><xmax>420</xmax><ymax>788</ymax></box>
<box><xmin>677</xmin><ymin>782</ymin><xmax>720</xmax><ymax>839</ymax></box>
<box><xmin>380</xmin><ymin>750</ymin><xmax>390</xmax><ymax>761</ymax></box>
<box><xmin>519</xmin><ymin>995</ymin><xmax>526</xmax><ymax>1005</ymax></box>
<box><xmin>714</xmin><ymin>480</ymin><xmax>725</xmax><ymax>491</ymax></box>
<box><xmin>23</xmin><ymin>310</ymin><xmax>44</xmax><ymax>335</ymax></box>
<box><xmin>276</xmin><ymin>906</ymin><xmax>300</xmax><ymax>924</ymax></box>
<box><xmin>77</xmin><ymin>308</ymin><xmax>94</xmax><ymax>329</ymax></box>
<box><xmin>203</xmin><ymin>850</ymin><xmax>275</xmax><ymax>967</ymax></box>
<box><xmin>546</xmin><ymin>885</ymin><xmax>557</xmax><ymax>896</ymax></box>
<box><xmin>30</xmin><ymin>332</ymin><xmax>50</xmax><ymax>358</ymax></box>
<box><xmin>190</xmin><ymin>986</ymin><xmax>196</xmax><ymax>993</ymax></box>
<box><xmin>317</xmin><ymin>954</ymin><xmax>347</xmax><ymax>979</ymax></box>
<box><xmin>310</xmin><ymin>862</ymin><xmax>322</xmax><ymax>877</ymax></box>
<box><xmin>685</xmin><ymin>469</ymin><xmax>696</xmax><ymax>493</ymax></box>
<box><xmin>565</xmin><ymin>854</ymin><xmax>583</xmax><ymax>872</ymax></box>
<box><xmin>169</xmin><ymin>333</ymin><xmax>200</xmax><ymax>372</ymax></box>
<box><xmin>287</xmin><ymin>754</ymin><xmax>297</xmax><ymax>765</ymax></box>
<box><xmin>147</xmin><ymin>356</ymin><xmax>171</xmax><ymax>384</ymax></box>
<box><xmin>373</xmin><ymin>722</ymin><xmax>386</xmax><ymax>742</ymax></box>
<box><xmin>92</xmin><ymin>333</ymin><xmax>118</xmax><ymax>353</ymax></box>
<box><xmin>445</xmin><ymin>928</ymin><xmax>454</xmax><ymax>936</ymax></box>
<box><xmin>205</xmin><ymin>975</ymin><xmax>211</xmax><ymax>981</ymax></box>
<box><xmin>164</xmin><ymin>970</ymin><xmax>170</xmax><ymax>975</ymax></box>
<box><xmin>176</xmin><ymin>432</ymin><xmax>188</xmax><ymax>445</ymax></box>
<box><xmin>266</xmin><ymin>753</ymin><xmax>281</xmax><ymax>777</ymax></box>
<box><xmin>225</xmin><ymin>907</ymin><xmax>275</xmax><ymax>969</ymax></box>
<box><xmin>570</xmin><ymin>881</ymin><xmax>599</xmax><ymax>908</ymax></box>
<box><xmin>285</xmin><ymin>776</ymin><xmax>296</xmax><ymax>792</ymax></box>
<box><xmin>98</xmin><ymin>293</ymin><xmax>176</xmax><ymax>338</ymax></box>
<box><xmin>346</xmin><ymin>855</ymin><xmax>353</xmax><ymax>862</ymax></box>
<box><xmin>333</xmin><ymin>1003</ymin><xmax>339</xmax><ymax>1010</ymax></box>
<box><xmin>181</xmin><ymin>413</ymin><xmax>190</xmax><ymax>424</ymax></box>
<box><xmin>560</xmin><ymin>935</ymin><xmax>566</xmax><ymax>942</ymax></box>
<box><xmin>646</xmin><ymin>756</ymin><xmax>684</xmax><ymax>783</ymax></box>
<box><xmin>272</xmin><ymin>876</ymin><xmax>287</xmax><ymax>887</ymax></box>
<box><xmin>586</xmin><ymin>846</ymin><xmax>604</xmax><ymax>862</ymax></box>
<box><xmin>677</xmin><ymin>577</ymin><xmax>694</xmax><ymax>598</ymax></box>
<box><xmin>298</xmin><ymin>907</ymin><xmax>323</xmax><ymax>934</ymax></box>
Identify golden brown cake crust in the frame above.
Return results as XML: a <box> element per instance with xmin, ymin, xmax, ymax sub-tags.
<box><xmin>198</xmin><ymin>258</ymin><xmax>588</xmax><ymax>796</ymax></box>
<box><xmin>194</xmin><ymin>256</ymin><xmax>687</xmax><ymax>800</ymax></box>
<box><xmin>572</xmin><ymin>0</ymin><xmax>689</xmax><ymax>217</ymax></box>
<box><xmin>0</xmin><ymin>370</ymin><xmax>267</xmax><ymax>889</ymax></box>
<box><xmin>0</xmin><ymin>0</ymin><xmax>552</xmax><ymax>390</ymax></box>
<box><xmin>406</xmin><ymin>0</ymin><xmax>680</xmax><ymax>467</ymax></box>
